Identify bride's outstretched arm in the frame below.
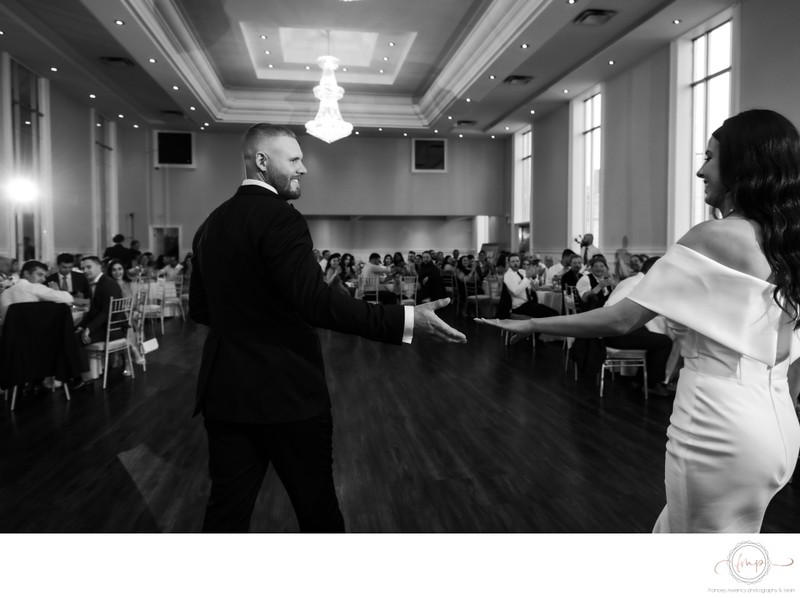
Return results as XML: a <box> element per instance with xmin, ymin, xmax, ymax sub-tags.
<box><xmin>477</xmin><ymin>298</ymin><xmax>657</xmax><ymax>340</ymax></box>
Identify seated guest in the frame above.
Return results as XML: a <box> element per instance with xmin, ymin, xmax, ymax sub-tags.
<box><xmin>45</xmin><ymin>253</ymin><xmax>91</xmax><ymax>298</ymax></box>
<box><xmin>455</xmin><ymin>255</ymin><xmax>481</xmax><ymax>316</ymax></box>
<box><xmin>339</xmin><ymin>253</ymin><xmax>358</xmax><ymax>283</ymax></box>
<box><xmin>559</xmin><ymin>253</ymin><xmax>584</xmax><ymax>293</ymax></box>
<box><xmin>0</xmin><ymin>260</ymin><xmax>73</xmax><ymax>325</ymax></box>
<box><xmin>629</xmin><ymin>253</ymin><xmax>648</xmax><ymax>275</ymax></box>
<box><xmin>181</xmin><ymin>252</ymin><xmax>193</xmax><ymax>281</ymax></box>
<box><xmin>107</xmin><ymin>259</ymin><xmax>145</xmax><ymax>366</ymax></box>
<box><xmin>476</xmin><ymin>250</ymin><xmax>495</xmax><ymax>278</ymax></box>
<box><xmin>323</xmin><ymin>253</ymin><xmax>342</xmax><ymax>286</ymax></box>
<box><xmin>383</xmin><ymin>253</ymin><xmax>394</xmax><ymax>268</ymax></box>
<box><xmin>71</xmin><ymin>256</ymin><xmax>124</xmax><ymax>390</ymax></box>
<box><xmin>576</xmin><ymin>256</ymin><xmax>614</xmax><ymax>311</ymax></box>
<box><xmin>319</xmin><ymin>249</ymin><xmax>330</xmax><ymax>272</ymax></box>
<box><xmin>107</xmin><ymin>259</ymin><xmax>133</xmax><ymax>297</ymax></box>
<box><xmin>603</xmin><ymin>256</ymin><xmax>673</xmax><ymax>397</ymax></box>
<box><xmin>545</xmin><ymin>249</ymin><xmax>575</xmax><ymax>286</ymax></box>
<box><xmin>134</xmin><ymin>252</ymin><xmax>156</xmax><ymax>280</ymax></box>
<box><xmin>103</xmin><ymin>234</ymin><xmax>132</xmax><ymax>268</ymax></box>
<box><xmin>417</xmin><ymin>251</ymin><xmax>446</xmax><ymax>303</ymax></box>
<box><xmin>360</xmin><ymin>252</ymin><xmax>396</xmax><ymax>305</ymax></box>
<box><xmin>502</xmin><ymin>254</ymin><xmax>559</xmax><ymax>320</ymax></box>
<box><xmin>158</xmin><ymin>255</ymin><xmax>182</xmax><ymax>281</ymax></box>
<box><xmin>494</xmin><ymin>251</ymin><xmax>510</xmax><ymax>277</ymax></box>
<box><xmin>442</xmin><ymin>255</ymin><xmax>456</xmax><ymax>271</ymax></box>
<box><xmin>435</xmin><ymin>251</ymin><xmax>445</xmax><ymax>268</ymax></box>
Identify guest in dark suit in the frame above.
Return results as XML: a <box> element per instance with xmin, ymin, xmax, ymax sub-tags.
<box><xmin>103</xmin><ymin>234</ymin><xmax>132</xmax><ymax>268</ymax></box>
<box><xmin>46</xmin><ymin>253</ymin><xmax>91</xmax><ymax>298</ymax></box>
<box><xmin>71</xmin><ymin>255</ymin><xmax>123</xmax><ymax>390</ymax></box>
<box><xmin>190</xmin><ymin>123</ymin><xmax>466</xmax><ymax>533</ymax></box>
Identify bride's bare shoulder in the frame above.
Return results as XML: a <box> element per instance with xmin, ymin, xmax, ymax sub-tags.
<box><xmin>677</xmin><ymin>218</ymin><xmax>770</xmax><ymax>280</ymax></box>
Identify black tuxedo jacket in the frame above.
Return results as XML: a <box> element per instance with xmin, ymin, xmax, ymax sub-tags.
<box><xmin>78</xmin><ymin>274</ymin><xmax>123</xmax><ymax>339</ymax></box>
<box><xmin>190</xmin><ymin>185</ymin><xmax>405</xmax><ymax>424</ymax></box>
<box><xmin>103</xmin><ymin>244</ymin><xmax>132</xmax><ymax>267</ymax></box>
<box><xmin>45</xmin><ymin>271</ymin><xmax>91</xmax><ymax>298</ymax></box>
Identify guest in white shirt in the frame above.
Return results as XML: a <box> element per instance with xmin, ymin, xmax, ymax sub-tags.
<box><xmin>502</xmin><ymin>253</ymin><xmax>559</xmax><ymax>329</ymax></box>
<box><xmin>360</xmin><ymin>252</ymin><xmax>395</xmax><ymax>304</ymax></box>
<box><xmin>579</xmin><ymin>233</ymin><xmax>600</xmax><ymax>265</ymax></box>
<box><xmin>576</xmin><ymin>256</ymin><xmax>613</xmax><ymax>311</ymax></box>
<box><xmin>0</xmin><ymin>260</ymin><xmax>73</xmax><ymax>323</ymax></box>
<box><xmin>545</xmin><ymin>249</ymin><xmax>576</xmax><ymax>286</ymax></box>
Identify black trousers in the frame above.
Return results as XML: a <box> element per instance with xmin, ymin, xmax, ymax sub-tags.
<box><xmin>202</xmin><ymin>410</ymin><xmax>345</xmax><ymax>533</ymax></box>
<box><xmin>511</xmin><ymin>301</ymin><xmax>559</xmax><ymax>319</ymax></box>
<box><xmin>604</xmin><ymin>326</ymin><xmax>673</xmax><ymax>386</ymax></box>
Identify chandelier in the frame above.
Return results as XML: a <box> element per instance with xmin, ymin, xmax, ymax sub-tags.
<box><xmin>305</xmin><ymin>55</ymin><xmax>353</xmax><ymax>144</ymax></box>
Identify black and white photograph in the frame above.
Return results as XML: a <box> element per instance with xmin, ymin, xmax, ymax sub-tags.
<box><xmin>0</xmin><ymin>0</ymin><xmax>799</xmax><ymax>596</ymax></box>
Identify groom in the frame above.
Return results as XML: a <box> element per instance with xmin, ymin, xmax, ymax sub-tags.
<box><xmin>190</xmin><ymin>123</ymin><xmax>466</xmax><ymax>532</ymax></box>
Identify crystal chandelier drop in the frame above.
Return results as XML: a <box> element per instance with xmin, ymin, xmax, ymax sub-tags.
<box><xmin>305</xmin><ymin>55</ymin><xmax>353</xmax><ymax>144</ymax></box>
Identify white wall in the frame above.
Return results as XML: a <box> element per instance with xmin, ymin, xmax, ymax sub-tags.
<box><xmin>738</xmin><ymin>0</ymin><xmax>800</xmax><ymax>126</ymax></box>
<box><xmin>532</xmin><ymin>104</ymin><xmax>570</xmax><ymax>258</ymax></box>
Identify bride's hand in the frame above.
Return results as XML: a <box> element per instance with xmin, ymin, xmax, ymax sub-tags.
<box><xmin>474</xmin><ymin>317</ymin><xmax>534</xmax><ymax>344</ymax></box>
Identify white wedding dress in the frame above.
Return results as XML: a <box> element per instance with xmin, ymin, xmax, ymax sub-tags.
<box><xmin>627</xmin><ymin>244</ymin><xmax>800</xmax><ymax>532</ymax></box>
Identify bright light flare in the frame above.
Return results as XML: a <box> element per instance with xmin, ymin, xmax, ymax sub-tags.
<box><xmin>5</xmin><ymin>178</ymin><xmax>38</xmax><ymax>203</ymax></box>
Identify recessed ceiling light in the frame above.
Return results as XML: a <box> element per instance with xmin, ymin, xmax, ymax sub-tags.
<box><xmin>388</xmin><ymin>42</ymin><xmax>395</xmax><ymax>47</ymax></box>
<box><xmin>268</xmin><ymin>64</ymin><xmax>274</xmax><ymax>69</ymax></box>
<box><xmin>204</xmin><ymin>122</ymin><xmax>209</xmax><ymax>126</ymax></box>
<box><xmin>403</xmin><ymin>133</ymin><xmax>407</xmax><ymax>137</ymax></box>
<box><xmin>133</xmin><ymin>124</ymin><xmax>139</xmax><ymax>129</ymax></box>
<box><xmin>459</xmin><ymin>134</ymin><xmax>463</xmax><ymax>138</ymax></box>
<box><xmin>608</xmin><ymin>60</ymin><xmax>615</xmax><ymax>65</ymax></box>
<box><xmin>264</xmin><ymin>50</ymin><xmax>270</xmax><ymax>55</ymax></box>
<box><xmin>50</xmin><ymin>67</ymin><xmax>57</xmax><ymax>72</ymax></box>
<box><xmin>491</xmin><ymin>135</ymin><xmax>496</xmax><ymax>139</ymax></box>
<box><xmin>306</xmin><ymin>66</ymin><xmax>311</xmax><ymax>70</ymax></box>
<box><xmin>118</xmin><ymin>114</ymin><xmax>124</xmax><ymax>118</ymax></box>
<box><xmin>260</xmin><ymin>35</ymin><xmax>267</xmax><ymax>40</ymax></box>
<box><xmin>447</xmin><ymin>115</ymin><xmax>453</xmax><ymax>120</ymax></box>
<box><xmin>383</xmin><ymin>56</ymin><xmax>389</xmax><ymax>61</ymax></box>
<box><xmin>149</xmin><ymin>58</ymin><xmax>157</xmax><ymax>63</ymax></box>
<box><xmin>520</xmin><ymin>43</ymin><xmax>529</xmax><ymax>49</ymax></box>
<box><xmin>96</xmin><ymin>123</ymin><xmax>102</xmax><ymax>127</ymax></box>
<box><xmin>489</xmin><ymin>75</ymin><xmax>496</xmax><ymax>80</ymax></box>
<box><xmin>190</xmin><ymin>106</ymin><xmax>196</xmax><ymax>111</ymax></box>
<box><xmin>434</xmin><ymin>129</ymin><xmax>438</xmax><ymax>133</ymax></box>
<box><xmin>378</xmin><ymin>128</ymin><xmax>383</xmax><ymax>131</ymax></box>
<box><xmin>172</xmin><ymin>85</ymin><xmax>179</xmax><ymax>90</ymax></box>
<box><xmin>530</xmin><ymin>109</ymin><xmax>535</xmax><ymax>114</ymax></box>
<box><xmin>563</xmin><ymin>89</ymin><xmax>569</xmax><ymax>94</ymax></box>
<box><xmin>505</xmin><ymin>126</ymin><xmax>510</xmax><ymax>130</ymax></box>
<box><xmin>673</xmin><ymin>19</ymin><xmax>681</xmax><ymax>24</ymax></box>
<box><xmin>465</xmin><ymin>98</ymin><xmax>471</xmax><ymax>102</ymax></box>
<box><xmin>89</xmin><ymin>94</ymin><xmax>96</xmax><ymax>99</ymax></box>
<box><xmin>200</xmin><ymin>127</ymin><xmax>205</xmax><ymax>130</ymax></box>
<box><xmin>379</xmin><ymin>69</ymin><xmax>384</xmax><ymax>73</ymax></box>
<box><xmin>342</xmin><ymin>67</ymin><xmax>347</xmax><ymax>72</ymax></box>
<box><xmin>114</xmin><ymin>20</ymin><xmax>124</xmax><ymax>26</ymax></box>
<box><xmin>24</xmin><ymin>121</ymin><xmax>31</xmax><ymax>125</ymax></box>
<box><xmin>355</xmin><ymin>131</ymin><xmax>359</xmax><ymax>135</ymax></box>
<box><xmin>0</xmin><ymin>31</ymin><xmax>4</xmax><ymax>35</ymax></box>
<box><xmin>568</xmin><ymin>0</ymin><xmax>576</xmax><ymax>4</ymax></box>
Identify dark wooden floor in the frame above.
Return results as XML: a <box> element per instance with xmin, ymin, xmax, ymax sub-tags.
<box><xmin>1</xmin><ymin>305</ymin><xmax>797</xmax><ymax>533</ymax></box>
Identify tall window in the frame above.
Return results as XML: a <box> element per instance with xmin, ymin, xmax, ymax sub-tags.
<box><xmin>582</xmin><ymin>93</ymin><xmax>602</xmax><ymax>243</ymax></box>
<box><xmin>691</xmin><ymin>20</ymin><xmax>732</xmax><ymax>224</ymax></box>
<box><xmin>10</xmin><ymin>59</ymin><xmax>42</xmax><ymax>261</ymax></box>
<box><xmin>94</xmin><ymin>113</ymin><xmax>114</xmax><ymax>250</ymax></box>
<box><xmin>513</xmin><ymin>127</ymin><xmax>532</xmax><ymax>251</ymax></box>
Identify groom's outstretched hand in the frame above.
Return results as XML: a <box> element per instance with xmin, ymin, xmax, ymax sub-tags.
<box><xmin>413</xmin><ymin>298</ymin><xmax>467</xmax><ymax>343</ymax></box>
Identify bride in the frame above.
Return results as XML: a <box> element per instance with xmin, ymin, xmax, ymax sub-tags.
<box><xmin>480</xmin><ymin>109</ymin><xmax>800</xmax><ymax>533</ymax></box>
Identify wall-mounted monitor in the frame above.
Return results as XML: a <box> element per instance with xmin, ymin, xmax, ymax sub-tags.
<box><xmin>154</xmin><ymin>131</ymin><xmax>195</xmax><ymax>168</ymax></box>
<box><xmin>412</xmin><ymin>138</ymin><xmax>446</xmax><ymax>173</ymax></box>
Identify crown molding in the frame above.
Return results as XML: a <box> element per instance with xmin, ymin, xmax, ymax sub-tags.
<box><xmin>417</xmin><ymin>0</ymin><xmax>553</xmax><ymax>124</ymax></box>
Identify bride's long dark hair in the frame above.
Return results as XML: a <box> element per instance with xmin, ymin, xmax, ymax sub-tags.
<box><xmin>712</xmin><ymin>109</ymin><xmax>800</xmax><ymax>324</ymax></box>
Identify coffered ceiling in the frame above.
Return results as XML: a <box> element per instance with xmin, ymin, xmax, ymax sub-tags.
<box><xmin>0</xmin><ymin>0</ymin><xmax>734</xmax><ymax>137</ymax></box>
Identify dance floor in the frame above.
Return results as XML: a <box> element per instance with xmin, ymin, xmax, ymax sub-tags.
<box><xmin>0</xmin><ymin>306</ymin><xmax>797</xmax><ymax>533</ymax></box>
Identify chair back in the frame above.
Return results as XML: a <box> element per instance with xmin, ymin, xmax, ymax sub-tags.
<box><xmin>400</xmin><ymin>276</ymin><xmax>418</xmax><ymax>302</ymax></box>
<box><xmin>485</xmin><ymin>276</ymin><xmax>502</xmax><ymax>301</ymax></box>
<box><xmin>563</xmin><ymin>291</ymin><xmax>577</xmax><ymax>316</ymax></box>
<box><xmin>359</xmin><ymin>276</ymin><xmax>380</xmax><ymax>303</ymax></box>
<box><xmin>106</xmin><ymin>296</ymin><xmax>134</xmax><ymax>344</ymax></box>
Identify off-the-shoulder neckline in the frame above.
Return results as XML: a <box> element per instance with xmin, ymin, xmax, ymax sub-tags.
<box><xmin>674</xmin><ymin>243</ymin><xmax>773</xmax><ymax>286</ymax></box>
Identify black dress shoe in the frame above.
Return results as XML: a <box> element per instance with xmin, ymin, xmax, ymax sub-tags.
<box><xmin>69</xmin><ymin>378</ymin><xmax>96</xmax><ymax>391</ymax></box>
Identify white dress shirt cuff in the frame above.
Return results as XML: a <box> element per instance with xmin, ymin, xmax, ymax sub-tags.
<box><xmin>402</xmin><ymin>305</ymin><xmax>414</xmax><ymax>344</ymax></box>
